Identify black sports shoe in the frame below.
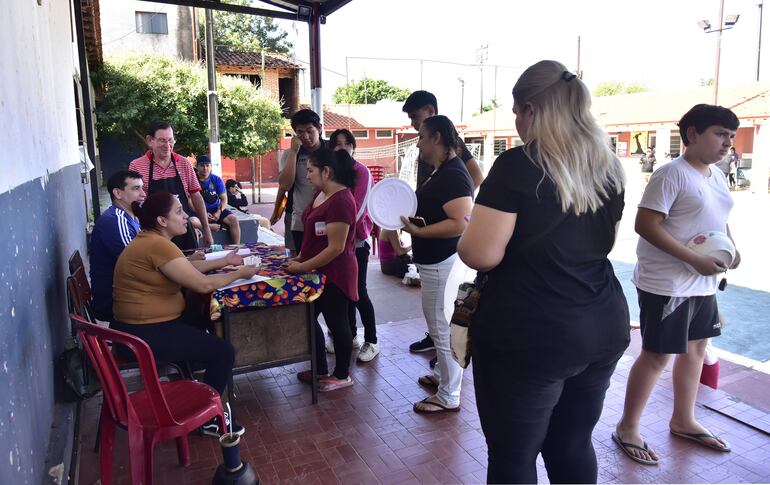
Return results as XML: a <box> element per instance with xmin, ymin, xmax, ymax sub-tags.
<box><xmin>201</xmin><ymin>411</ymin><xmax>245</xmax><ymax>437</ymax></box>
<box><xmin>409</xmin><ymin>333</ymin><xmax>435</xmax><ymax>353</ymax></box>
<box><xmin>429</xmin><ymin>356</ymin><xmax>437</xmax><ymax>368</ymax></box>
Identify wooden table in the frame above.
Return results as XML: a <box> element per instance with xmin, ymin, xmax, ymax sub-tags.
<box><xmin>207</xmin><ymin>243</ymin><xmax>326</xmax><ymax>415</ymax></box>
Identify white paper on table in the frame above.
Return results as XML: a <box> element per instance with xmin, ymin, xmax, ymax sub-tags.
<box><xmin>205</xmin><ymin>248</ymin><xmax>252</xmax><ymax>260</ymax></box>
<box><xmin>217</xmin><ymin>274</ymin><xmax>272</xmax><ymax>291</ymax></box>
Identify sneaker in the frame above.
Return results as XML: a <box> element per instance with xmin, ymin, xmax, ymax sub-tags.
<box><xmin>410</xmin><ymin>333</ymin><xmax>435</xmax><ymax>353</ymax></box>
<box><xmin>201</xmin><ymin>411</ymin><xmax>245</xmax><ymax>437</ymax></box>
<box><xmin>327</xmin><ymin>335</ymin><xmax>361</xmax><ymax>353</ymax></box>
<box><xmin>352</xmin><ymin>334</ymin><xmax>362</xmax><ymax>350</ymax></box>
<box><xmin>357</xmin><ymin>342</ymin><xmax>380</xmax><ymax>362</ymax></box>
<box><xmin>318</xmin><ymin>376</ymin><xmax>354</xmax><ymax>392</ymax></box>
<box><xmin>429</xmin><ymin>356</ymin><xmax>437</xmax><ymax>368</ymax></box>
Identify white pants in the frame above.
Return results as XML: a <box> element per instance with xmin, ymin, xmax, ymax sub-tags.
<box><xmin>417</xmin><ymin>253</ymin><xmax>462</xmax><ymax>406</ymax></box>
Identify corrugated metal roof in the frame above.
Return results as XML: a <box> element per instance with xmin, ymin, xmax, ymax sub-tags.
<box><xmin>300</xmin><ymin>102</ymin><xmax>407</xmax><ymax>129</ymax></box>
<box><xmin>464</xmin><ymin>83</ymin><xmax>770</xmax><ymax>136</ymax></box>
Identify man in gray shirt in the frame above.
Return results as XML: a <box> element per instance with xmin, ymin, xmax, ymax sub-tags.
<box><xmin>278</xmin><ymin>109</ymin><xmax>326</xmax><ymax>251</ymax></box>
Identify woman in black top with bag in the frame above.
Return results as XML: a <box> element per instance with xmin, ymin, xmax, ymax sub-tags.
<box><xmin>458</xmin><ymin>60</ymin><xmax>629</xmax><ymax>484</ymax></box>
<box><xmin>400</xmin><ymin>115</ymin><xmax>473</xmax><ymax>413</ymax></box>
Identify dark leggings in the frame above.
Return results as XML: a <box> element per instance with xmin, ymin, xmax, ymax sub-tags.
<box><xmin>111</xmin><ymin>312</ymin><xmax>234</xmax><ymax>395</ymax></box>
<box><xmin>313</xmin><ymin>282</ymin><xmax>353</xmax><ymax>379</ymax></box>
<box><xmin>347</xmin><ymin>242</ymin><xmax>377</xmax><ymax>344</ymax></box>
<box><xmin>291</xmin><ymin>231</ymin><xmax>304</xmax><ymax>252</ymax></box>
<box><xmin>472</xmin><ymin>340</ymin><xmax>622</xmax><ymax>484</ymax></box>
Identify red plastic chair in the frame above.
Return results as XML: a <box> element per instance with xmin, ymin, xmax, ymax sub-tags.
<box><xmin>366</xmin><ymin>166</ymin><xmax>386</xmax><ymax>255</ymax></box>
<box><xmin>368</xmin><ymin>164</ymin><xmax>385</xmax><ymax>184</ymax></box>
<box><xmin>71</xmin><ymin>314</ymin><xmax>226</xmax><ymax>485</ymax></box>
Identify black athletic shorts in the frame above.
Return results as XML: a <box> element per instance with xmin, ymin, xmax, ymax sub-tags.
<box><xmin>637</xmin><ymin>288</ymin><xmax>721</xmax><ymax>354</ymax></box>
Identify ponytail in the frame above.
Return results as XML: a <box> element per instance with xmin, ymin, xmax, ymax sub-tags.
<box><xmin>310</xmin><ymin>148</ymin><xmax>358</xmax><ymax>188</ymax></box>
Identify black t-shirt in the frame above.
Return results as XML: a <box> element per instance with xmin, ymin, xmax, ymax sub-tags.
<box><xmin>472</xmin><ymin>146</ymin><xmax>630</xmax><ymax>368</ymax></box>
<box><xmin>412</xmin><ymin>157</ymin><xmax>474</xmax><ymax>265</ymax></box>
<box><xmin>416</xmin><ymin>137</ymin><xmax>474</xmax><ymax>187</ymax></box>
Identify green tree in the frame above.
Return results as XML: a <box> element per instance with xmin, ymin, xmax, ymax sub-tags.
<box><xmin>200</xmin><ymin>0</ymin><xmax>293</xmax><ymax>54</ymax></box>
<box><xmin>700</xmin><ymin>78</ymin><xmax>715</xmax><ymax>86</ymax></box>
<box><xmin>333</xmin><ymin>78</ymin><xmax>411</xmax><ymax>104</ymax></box>
<box><xmin>593</xmin><ymin>81</ymin><xmax>648</xmax><ymax>97</ymax></box>
<box><xmin>93</xmin><ymin>54</ymin><xmax>284</xmax><ymax>157</ymax></box>
<box><xmin>473</xmin><ymin>98</ymin><xmax>500</xmax><ymax>116</ymax></box>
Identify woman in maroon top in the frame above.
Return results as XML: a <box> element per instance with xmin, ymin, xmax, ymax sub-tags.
<box><xmin>285</xmin><ymin>148</ymin><xmax>358</xmax><ymax>392</ymax></box>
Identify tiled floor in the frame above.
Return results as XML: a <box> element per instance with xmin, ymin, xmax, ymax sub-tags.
<box><xmin>74</xmin><ymin>206</ymin><xmax>770</xmax><ymax>483</ymax></box>
<box><xmin>75</xmin><ymin>317</ymin><xmax>770</xmax><ymax>483</ymax></box>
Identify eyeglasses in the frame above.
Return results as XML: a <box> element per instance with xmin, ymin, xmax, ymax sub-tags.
<box><xmin>154</xmin><ymin>138</ymin><xmax>175</xmax><ymax>145</ymax></box>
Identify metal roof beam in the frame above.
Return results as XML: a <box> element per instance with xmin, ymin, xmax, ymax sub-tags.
<box><xmin>137</xmin><ymin>0</ymin><xmax>299</xmax><ymax>22</ymax></box>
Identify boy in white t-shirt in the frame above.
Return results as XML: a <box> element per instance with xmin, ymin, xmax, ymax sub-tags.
<box><xmin>613</xmin><ymin>104</ymin><xmax>741</xmax><ymax>465</ymax></box>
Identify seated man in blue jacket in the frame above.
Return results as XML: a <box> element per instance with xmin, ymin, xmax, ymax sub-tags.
<box><xmin>89</xmin><ymin>170</ymin><xmax>145</xmax><ymax>322</ymax></box>
<box><xmin>193</xmin><ymin>155</ymin><xmax>241</xmax><ymax>244</ymax></box>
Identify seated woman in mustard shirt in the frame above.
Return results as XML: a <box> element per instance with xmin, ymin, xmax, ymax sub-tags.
<box><xmin>112</xmin><ymin>190</ymin><xmax>257</xmax><ymax>437</ymax></box>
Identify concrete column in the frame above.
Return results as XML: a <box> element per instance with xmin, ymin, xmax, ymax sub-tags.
<box><xmin>751</xmin><ymin>121</ymin><xmax>769</xmax><ymax>198</ymax></box>
<box><xmin>655</xmin><ymin>127</ymin><xmax>671</xmax><ymax>160</ymax></box>
<box><xmin>483</xmin><ymin>134</ymin><xmax>494</xmax><ymax>169</ymax></box>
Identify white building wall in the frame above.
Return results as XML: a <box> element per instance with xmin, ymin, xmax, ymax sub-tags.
<box><xmin>0</xmin><ymin>0</ymin><xmax>81</xmax><ymax>194</ymax></box>
<box><xmin>100</xmin><ymin>0</ymin><xmax>194</xmax><ymax>60</ymax></box>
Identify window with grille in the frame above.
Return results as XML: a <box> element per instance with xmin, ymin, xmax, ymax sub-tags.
<box><xmin>493</xmin><ymin>138</ymin><xmax>507</xmax><ymax>156</ymax></box>
<box><xmin>351</xmin><ymin>130</ymin><xmax>368</xmax><ymax>139</ymax></box>
<box><xmin>670</xmin><ymin>133</ymin><xmax>682</xmax><ymax>156</ymax></box>
<box><xmin>375</xmin><ymin>129</ymin><xmax>393</xmax><ymax>139</ymax></box>
<box><xmin>135</xmin><ymin>12</ymin><xmax>168</xmax><ymax>34</ymax></box>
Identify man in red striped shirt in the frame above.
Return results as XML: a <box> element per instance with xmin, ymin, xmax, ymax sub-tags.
<box><xmin>129</xmin><ymin>121</ymin><xmax>213</xmax><ymax>249</ymax></box>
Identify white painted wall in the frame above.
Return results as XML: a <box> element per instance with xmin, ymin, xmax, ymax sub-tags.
<box><xmin>0</xmin><ymin>0</ymin><xmax>81</xmax><ymax>194</ymax></box>
<box><xmin>100</xmin><ymin>0</ymin><xmax>194</xmax><ymax>60</ymax></box>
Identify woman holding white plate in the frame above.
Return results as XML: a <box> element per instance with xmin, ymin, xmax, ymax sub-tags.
<box><xmin>400</xmin><ymin>115</ymin><xmax>473</xmax><ymax>413</ymax></box>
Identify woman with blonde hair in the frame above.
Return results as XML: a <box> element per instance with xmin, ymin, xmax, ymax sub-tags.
<box><xmin>458</xmin><ymin>60</ymin><xmax>630</xmax><ymax>483</ymax></box>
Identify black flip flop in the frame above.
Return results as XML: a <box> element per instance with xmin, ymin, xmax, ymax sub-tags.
<box><xmin>417</xmin><ymin>375</ymin><xmax>438</xmax><ymax>388</ymax></box>
<box><xmin>612</xmin><ymin>432</ymin><xmax>659</xmax><ymax>465</ymax></box>
<box><xmin>670</xmin><ymin>429</ymin><xmax>731</xmax><ymax>452</ymax></box>
<box><xmin>413</xmin><ymin>396</ymin><xmax>460</xmax><ymax>414</ymax></box>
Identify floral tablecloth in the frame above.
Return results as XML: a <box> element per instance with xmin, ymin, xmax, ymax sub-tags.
<box><xmin>208</xmin><ymin>243</ymin><xmax>325</xmax><ymax>320</ymax></box>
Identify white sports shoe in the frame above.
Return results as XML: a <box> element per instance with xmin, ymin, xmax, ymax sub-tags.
<box><xmin>357</xmin><ymin>342</ymin><xmax>380</xmax><ymax>362</ymax></box>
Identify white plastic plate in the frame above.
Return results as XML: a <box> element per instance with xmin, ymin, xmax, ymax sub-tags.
<box><xmin>367</xmin><ymin>178</ymin><xmax>417</xmax><ymax>230</ymax></box>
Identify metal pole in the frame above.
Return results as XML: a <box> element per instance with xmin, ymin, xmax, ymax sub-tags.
<box><xmin>308</xmin><ymin>4</ymin><xmax>323</xmax><ymax>125</ymax></box>
<box><xmin>714</xmin><ymin>0</ymin><xmax>725</xmax><ymax>104</ymax></box>
<box><xmin>257</xmin><ymin>155</ymin><xmax>263</xmax><ymax>203</ymax></box>
<box><xmin>345</xmin><ymin>57</ymin><xmax>352</xmax><ymax>129</ymax></box>
<box><xmin>420</xmin><ymin>60</ymin><xmax>424</xmax><ymax>89</ymax></box>
<box><xmin>758</xmin><ymin>0</ymin><xmax>764</xmax><ymax>81</ymax></box>
<box><xmin>577</xmin><ymin>36</ymin><xmax>582</xmax><ymax>78</ymax></box>
<box><xmin>458</xmin><ymin>78</ymin><xmax>465</xmax><ymax>122</ymax></box>
<box><xmin>204</xmin><ymin>9</ymin><xmax>221</xmax><ymax>175</ymax></box>
<box><xmin>250</xmin><ymin>156</ymin><xmax>256</xmax><ymax>204</ymax></box>
<box><xmin>479</xmin><ymin>65</ymin><xmax>484</xmax><ymax>114</ymax></box>
<box><xmin>73</xmin><ymin>0</ymin><xmax>101</xmax><ymax>218</ymax></box>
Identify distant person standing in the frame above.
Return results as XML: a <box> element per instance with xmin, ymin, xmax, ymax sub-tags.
<box><xmin>640</xmin><ymin>147</ymin><xmax>656</xmax><ymax>188</ymax></box>
<box><xmin>728</xmin><ymin>147</ymin><xmax>739</xmax><ymax>190</ymax></box>
<box><xmin>278</xmin><ymin>109</ymin><xmax>326</xmax><ymax>252</ymax></box>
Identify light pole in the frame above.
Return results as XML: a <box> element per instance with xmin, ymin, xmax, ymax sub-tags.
<box><xmin>458</xmin><ymin>78</ymin><xmax>465</xmax><ymax>122</ymax></box>
<box><xmin>758</xmin><ymin>0</ymin><xmax>764</xmax><ymax>81</ymax></box>
<box><xmin>477</xmin><ymin>44</ymin><xmax>488</xmax><ymax>114</ymax></box>
<box><xmin>698</xmin><ymin>0</ymin><xmax>740</xmax><ymax>104</ymax></box>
